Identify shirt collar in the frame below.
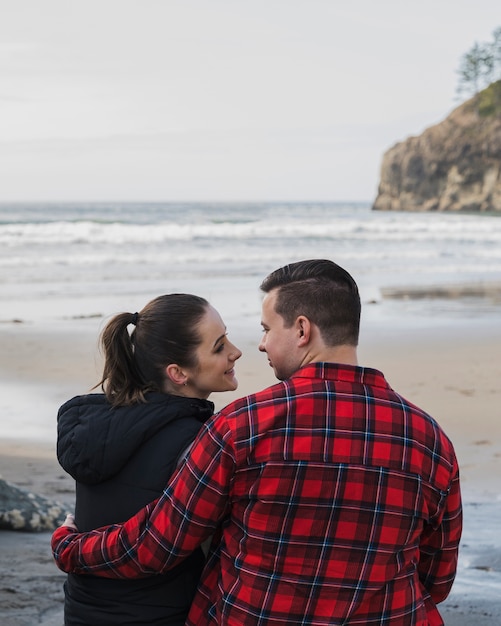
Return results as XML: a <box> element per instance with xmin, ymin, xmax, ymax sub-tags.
<box><xmin>290</xmin><ymin>362</ymin><xmax>390</xmax><ymax>390</ymax></box>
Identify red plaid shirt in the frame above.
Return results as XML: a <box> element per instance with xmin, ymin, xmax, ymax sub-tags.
<box><xmin>52</xmin><ymin>363</ymin><xmax>462</xmax><ymax>625</ymax></box>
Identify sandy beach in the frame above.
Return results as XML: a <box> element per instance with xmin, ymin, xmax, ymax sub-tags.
<box><xmin>1</xmin><ymin>311</ymin><xmax>500</xmax><ymax>625</ymax></box>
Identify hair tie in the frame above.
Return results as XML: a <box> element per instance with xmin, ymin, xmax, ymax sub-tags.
<box><xmin>131</xmin><ymin>312</ymin><xmax>139</xmax><ymax>326</ymax></box>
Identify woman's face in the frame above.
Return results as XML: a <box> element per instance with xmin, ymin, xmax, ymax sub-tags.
<box><xmin>184</xmin><ymin>305</ymin><xmax>242</xmax><ymax>399</ymax></box>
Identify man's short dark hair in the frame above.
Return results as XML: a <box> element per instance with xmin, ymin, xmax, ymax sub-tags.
<box><xmin>260</xmin><ymin>259</ymin><xmax>361</xmax><ymax>346</ymax></box>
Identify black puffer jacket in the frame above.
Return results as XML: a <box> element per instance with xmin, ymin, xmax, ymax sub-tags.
<box><xmin>57</xmin><ymin>392</ymin><xmax>214</xmax><ymax>626</ymax></box>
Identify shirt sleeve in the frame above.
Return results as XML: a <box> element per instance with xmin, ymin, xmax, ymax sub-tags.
<box><xmin>51</xmin><ymin>414</ymin><xmax>235</xmax><ymax>577</ymax></box>
<box><xmin>417</xmin><ymin>461</ymin><xmax>462</xmax><ymax>605</ymax></box>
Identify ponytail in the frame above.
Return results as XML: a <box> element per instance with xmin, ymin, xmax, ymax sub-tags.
<box><xmin>95</xmin><ymin>294</ymin><xmax>209</xmax><ymax>406</ymax></box>
<box><xmin>95</xmin><ymin>312</ymin><xmax>151</xmax><ymax>406</ymax></box>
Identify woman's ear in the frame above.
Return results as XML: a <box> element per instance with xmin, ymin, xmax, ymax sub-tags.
<box><xmin>165</xmin><ymin>364</ymin><xmax>188</xmax><ymax>386</ymax></box>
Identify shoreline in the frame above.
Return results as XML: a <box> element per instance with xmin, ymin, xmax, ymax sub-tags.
<box><xmin>380</xmin><ymin>280</ymin><xmax>501</xmax><ymax>301</ymax></box>
<box><xmin>1</xmin><ymin>311</ymin><xmax>500</xmax><ymax>624</ymax></box>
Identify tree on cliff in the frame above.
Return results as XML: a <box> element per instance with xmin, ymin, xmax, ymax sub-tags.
<box><xmin>494</xmin><ymin>27</ymin><xmax>501</xmax><ymax>74</ymax></box>
<box><xmin>457</xmin><ymin>27</ymin><xmax>501</xmax><ymax>98</ymax></box>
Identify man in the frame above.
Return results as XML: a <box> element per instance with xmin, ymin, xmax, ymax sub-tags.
<box><xmin>52</xmin><ymin>259</ymin><xmax>462</xmax><ymax>626</ymax></box>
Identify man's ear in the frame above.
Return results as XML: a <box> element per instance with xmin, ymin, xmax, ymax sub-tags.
<box><xmin>165</xmin><ymin>364</ymin><xmax>188</xmax><ymax>386</ymax></box>
<box><xmin>296</xmin><ymin>316</ymin><xmax>311</xmax><ymax>345</ymax></box>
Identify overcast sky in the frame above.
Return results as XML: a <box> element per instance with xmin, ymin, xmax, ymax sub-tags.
<box><xmin>0</xmin><ymin>0</ymin><xmax>499</xmax><ymax>203</ymax></box>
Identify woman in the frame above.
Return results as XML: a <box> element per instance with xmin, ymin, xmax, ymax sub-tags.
<box><xmin>56</xmin><ymin>293</ymin><xmax>241</xmax><ymax>625</ymax></box>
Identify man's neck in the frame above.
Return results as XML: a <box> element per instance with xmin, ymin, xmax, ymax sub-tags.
<box><xmin>300</xmin><ymin>344</ymin><xmax>359</xmax><ymax>368</ymax></box>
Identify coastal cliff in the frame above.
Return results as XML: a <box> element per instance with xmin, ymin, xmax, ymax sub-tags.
<box><xmin>373</xmin><ymin>81</ymin><xmax>501</xmax><ymax>212</ymax></box>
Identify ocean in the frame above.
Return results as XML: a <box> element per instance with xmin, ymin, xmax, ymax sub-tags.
<box><xmin>1</xmin><ymin>201</ymin><xmax>501</xmax><ymax>327</ymax></box>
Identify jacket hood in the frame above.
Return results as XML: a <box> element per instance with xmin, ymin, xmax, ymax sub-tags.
<box><xmin>57</xmin><ymin>392</ymin><xmax>214</xmax><ymax>484</ymax></box>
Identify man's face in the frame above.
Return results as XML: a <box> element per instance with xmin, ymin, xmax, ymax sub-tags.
<box><xmin>259</xmin><ymin>289</ymin><xmax>301</xmax><ymax>381</ymax></box>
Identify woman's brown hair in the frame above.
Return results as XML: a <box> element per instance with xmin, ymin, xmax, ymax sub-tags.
<box><xmin>96</xmin><ymin>294</ymin><xmax>209</xmax><ymax>406</ymax></box>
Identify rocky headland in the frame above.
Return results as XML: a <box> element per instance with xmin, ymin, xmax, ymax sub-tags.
<box><xmin>373</xmin><ymin>81</ymin><xmax>501</xmax><ymax>212</ymax></box>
